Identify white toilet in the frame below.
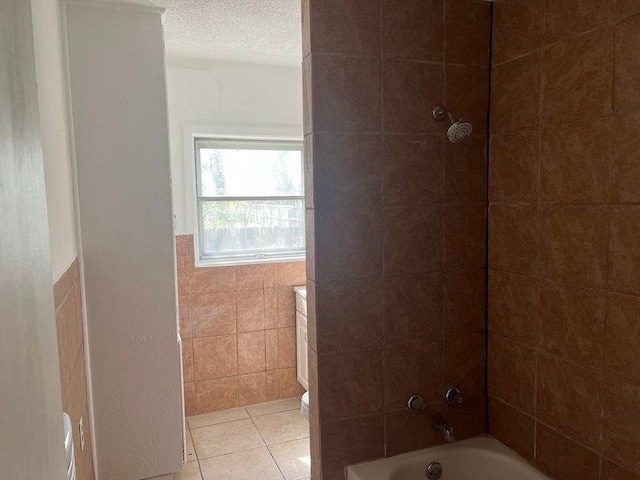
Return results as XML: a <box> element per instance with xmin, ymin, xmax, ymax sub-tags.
<box><xmin>301</xmin><ymin>391</ymin><xmax>310</xmax><ymax>420</ymax></box>
<box><xmin>294</xmin><ymin>286</ymin><xmax>310</xmax><ymax>421</ymax></box>
<box><xmin>63</xmin><ymin>413</ymin><xmax>77</xmax><ymax>480</ymax></box>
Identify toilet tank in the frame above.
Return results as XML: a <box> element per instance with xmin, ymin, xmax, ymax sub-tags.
<box><xmin>63</xmin><ymin>413</ymin><xmax>76</xmax><ymax>480</ymax></box>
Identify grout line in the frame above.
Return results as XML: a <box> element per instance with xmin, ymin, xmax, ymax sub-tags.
<box><xmin>197</xmin><ymin>444</ymin><xmax>268</xmax><ymax>463</ymax></box>
<box><xmin>491</xmin><ymin>330</ymin><xmax>611</xmax><ymax>376</ymax></box>
<box><xmin>266</xmin><ymin>436</ymin><xmax>313</xmax><ymax>480</ymax></box>
<box><xmin>249</xmin><ymin>406</ymin><xmax>300</xmax><ymax>419</ymax></box>
<box><xmin>487</xmin><ymin>199</ymin><xmax>634</xmax><ymax>206</ymax></box>
<box><xmin>234</xmin><ymin>290</ymin><xmax>240</xmax><ymax>408</ymax></box>
<box><xmin>598</xmin><ymin>455</ymin><xmax>603</xmax><ymax>480</ymax></box>
<box><xmin>196</xmin><ymin>442</ymin><xmax>267</xmax><ymax>458</ymax></box>
<box><xmin>487</xmin><ymin>264</ymin><xmax>615</xmax><ymax>294</ymax></box>
<box><xmin>441</xmin><ymin>1</ymin><xmax>448</xmax><ymax>411</ymax></box>
<box><xmin>249</xmin><ymin>414</ymin><xmax>269</xmax><ymax>447</ymax></box>
<box><xmin>491</xmin><ymin>397</ymin><xmax>635</xmax><ymax>478</ymax></box>
<box><xmin>251</xmin><ymin>401</ymin><xmax>310</xmax><ymax>477</ymax></box>
<box><xmin>264</xmin><ymin>439</ymin><xmax>288</xmax><ymax>480</ymax></box>
<box><xmin>491</xmin><ymin>395</ymin><xmax>601</xmax><ymax>456</ymax></box>
<box><xmin>441</xmin><ymin>0</ymin><xmax>449</xmax><ymax>425</ymax></box>
<box><xmin>189</xmin><ymin>414</ymin><xmax>250</xmax><ymax>431</ymax></box>
<box><xmin>484</xmin><ymin>0</ymin><xmax>494</xmax><ymax>436</ymax></box>
<box><xmin>379</xmin><ymin>0</ymin><xmax>388</xmax><ymax>460</ymax></box>
<box><xmin>186</xmin><ymin>426</ymin><xmax>206</xmax><ymax>480</ymax></box>
<box><xmin>196</xmin><ymin>449</ymin><xmax>205</xmax><ymax>480</ymax></box>
<box><xmin>490</xmin><ymin>112</ymin><xmax>626</xmax><ymax>137</ymax></box>
<box><xmin>531</xmin><ymin>0</ymin><xmax>545</xmax><ymax>457</ymax></box>
<box><xmin>492</xmin><ymin>23</ymin><xmax>614</xmax><ymax>69</ymax></box>
<box><xmin>600</xmin><ymin>26</ymin><xmax>617</xmax><ymax>466</ymax></box>
<box><xmin>488</xmin><ymin>395</ymin><xmax>536</xmax><ymax>421</ymax></box>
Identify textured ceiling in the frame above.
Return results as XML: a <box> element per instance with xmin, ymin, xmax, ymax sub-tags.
<box><xmin>146</xmin><ymin>0</ymin><xmax>302</xmax><ymax>65</ymax></box>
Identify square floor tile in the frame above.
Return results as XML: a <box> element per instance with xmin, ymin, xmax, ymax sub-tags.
<box><xmin>192</xmin><ymin>419</ymin><xmax>265</xmax><ymax>459</ymax></box>
<box><xmin>188</xmin><ymin>407</ymin><xmax>249</xmax><ymax>429</ymax></box>
<box><xmin>199</xmin><ymin>447</ymin><xmax>284</xmax><ymax>480</ymax></box>
<box><xmin>246</xmin><ymin>397</ymin><xmax>300</xmax><ymax>417</ymax></box>
<box><xmin>173</xmin><ymin>461</ymin><xmax>202</xmax><ymax>480</ymax></box>
<box><xmin>252</xmin><ymin>409</ymin><xmax>309</xmax><ymax>445</ymax></box>
<box><xmin>268</xmin><ymin>438</ymin><xmax>311</xmax><ymax>480</ymax></box>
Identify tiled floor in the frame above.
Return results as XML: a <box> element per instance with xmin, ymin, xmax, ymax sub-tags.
<box><xmin>174</xmin><ymin>397</ymin><xmax>310</xmax><ymax>480</ymax></box>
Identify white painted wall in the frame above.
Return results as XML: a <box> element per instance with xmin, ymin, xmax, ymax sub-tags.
<box><xmin>0</xmin><ymin>0</ymin><xmax>66</xmax><ymax>478</ymax></box>
<box><xmin>165</xmin><ymin>57</ymin><xmax>304</xmax><ymax>234</ymax></box>
<box><xmin>31</xmin><ymin>0</ymin><xmax>78</xmax><ymax>282</ymax></box>
<box><xmin>64</xmin><ymin>3</ymin><xmax>182</xmax><ymax>479</ymax></box>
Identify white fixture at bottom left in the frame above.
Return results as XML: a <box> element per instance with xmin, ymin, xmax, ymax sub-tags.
<box><xmin>295</xmin><ymin>286</ymin><xmax>309</xmax><ymax>421</ymax></box>
<box><xmin>63</xmin><ymin>413</ymin><xmax>76</xmax><ymax>480</ymax></box>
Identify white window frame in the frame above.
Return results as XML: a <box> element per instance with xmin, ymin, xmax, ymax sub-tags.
<box><xmin>191</xmin><ymin>134</ymin><xmax>305</xmax><ymax>267</ymax></box>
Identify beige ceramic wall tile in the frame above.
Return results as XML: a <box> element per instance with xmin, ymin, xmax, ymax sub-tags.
<box><xmin>175</xmin><ymin>236</ymin><xmax>306</xmax><ymax>415</ymax></box>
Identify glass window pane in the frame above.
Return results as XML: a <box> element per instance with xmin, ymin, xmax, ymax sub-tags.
<box><xmin>199</xmin><ymin>199</ymin><xmax>305</xmax><ymax>259</ymax></box>
<box><xmin>198</xmin><ymin>147</ymin><xmax>303</xmax><ymax>197</ymax></box>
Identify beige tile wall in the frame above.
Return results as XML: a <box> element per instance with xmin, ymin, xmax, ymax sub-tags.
<box><xmin>303</xmin><ymin>0</ymin><xmax>492</xmax><ymax>478</ymax></box>
<box><xmin>54</xmin><ymin>259</ymin><xmax>94</xmax><ymax>480</ymax></box>
<box><xmin>176</xmin><ymin>235</ymin><xmax>306</xmax><ymax>415</ymax></box>
<box><xmin>489</xmin><ymin>1</ymin><xmax>640</xmax><ymax>479</ymax></box>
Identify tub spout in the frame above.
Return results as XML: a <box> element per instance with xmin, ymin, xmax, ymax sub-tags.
<box><xmin>431</xmin><ymin>415</ymin><xmax>455</xmax><ymax>443</ymax></box>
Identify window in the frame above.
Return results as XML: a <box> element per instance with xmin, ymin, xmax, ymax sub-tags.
<box><xmin>194</xmin><ymin>138</ymin><xmax>305</xmax><ymax>265</ymax></box>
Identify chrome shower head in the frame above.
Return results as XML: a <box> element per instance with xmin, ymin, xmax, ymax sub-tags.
<box><xmin>432</xmin><ymin>105</ymin><xmax>473</xmax><ymax>144</ymax></box>
<box><xmin>447</xmin><ymin>120</ymin><xmax>473</xmax><ymax>144</ymax></box>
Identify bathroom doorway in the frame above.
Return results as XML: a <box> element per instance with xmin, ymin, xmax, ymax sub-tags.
<box><xmin>149</xmin><ymin>1</ymin><xmax>311</xmax><ymax>479</ymax></box>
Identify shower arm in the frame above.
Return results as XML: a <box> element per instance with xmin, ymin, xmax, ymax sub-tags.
<box><xmin>432</xmin><ymin>105</ymin><xmax>457</xmax><ymax>124</ymax></box>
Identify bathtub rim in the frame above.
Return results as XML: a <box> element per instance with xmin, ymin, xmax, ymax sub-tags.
<box><xmin>346</xmin><ymin>435</ymin><xmax>550</xmax><ymax>480</ymax></box>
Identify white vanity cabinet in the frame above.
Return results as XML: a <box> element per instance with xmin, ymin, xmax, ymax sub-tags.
<box><xmin>294</xmin><ymin>286</ymin><xmax>309</xmax><ymax>390</ymax></box>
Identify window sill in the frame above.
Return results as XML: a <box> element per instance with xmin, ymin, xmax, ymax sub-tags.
<box><xmin>195</xmin><ymin>254</ymin><xmax>306</xmax><ymax>268</ymax></box>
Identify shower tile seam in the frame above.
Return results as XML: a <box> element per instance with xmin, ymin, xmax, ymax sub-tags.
<box><xmin>312</xmin><ymin>130</ymin><xmax>501</xmax><ymax>137</ymax></box>
<box><xmin>488</xmin><ymin>201</ymin><xmax>623</xmax><ymax>206</ymax></box>
<box><xmin>490</xmin><ymin>112</ymin><xmax>621</xmax><ymax>137</ymax></box>
<box><xmin>489</xmin><ymin>331</ymin><xmax>610</xmax><ymax>375</ymax></box>
<box><xmin>487</xmin><ymin>264</ymin><xmax>639</xmax><ymax>295</ymax></box>
<box><xmin>491</xmin><ymin>23</ymin><xmax>617</xmax><ymax>69</ymax></box>
<box><xmin>599</xmin><ymin>18</ymin><xmax>617</xmax><ymax>460</ymax></box>
<box><xmin>190</xmin><ymin>368</ymin><xmax>291</xmax><ymax>382</ymax></box>
<box><xmin>383</xmin><ymin>335</ymin><xmax>446</xmax><ymax>348</ymax></box>
<box><xmin>489</xmin><ymin>397</ymin><xmax>626</xmax><ymax>467</ymax></box>
<box><xmin>531</xmin><ymin>14</ymin><xmax>544</xmax><ymax>458</ymax></box>
<box><xmin>532</xmin><ymin>418</ymin><xmax>606</xmax><ymax>458</ymax></box>
<box><xmin>379</xmin><ymin>0</ymin><xmax>389</xmax><ymax>459</ymax></box>
<box><xmin>315</xmin><ymin>412</ymin><xmax>385</xmax><ymax>430</ymax></box>
<box><xmin>487</xmin><ymin>395</ymin><xmax>536</xmax><ymax>422</ymax></box>
<box><xmin>442</xmin><ymin>0</ymin><xmax>450</xmax><ymax>409</ymax></box>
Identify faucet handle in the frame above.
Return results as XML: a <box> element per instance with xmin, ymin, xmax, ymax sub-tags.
<box><xmin>407</xmin><ymin>394</ymin><xmax>426</xmax><ymax>411</ymax></box>
<box><xmin>445</xmin><ymin>386</ymin><xmax>464</xmax><ymax>405</ymax></box>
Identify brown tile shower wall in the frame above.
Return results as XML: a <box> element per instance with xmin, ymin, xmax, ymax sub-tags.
<box><xmin>488</xmin><ymin>2</ymin><xmax>640</xmax><ymax>479</ymax></box>
<box><xmin>176</xmin><ymin>235</ymin><xmax>306</xmax><ymax>415</ymax></box>
<box><xmin>54</xmin><ymin>260</ymin><xmax>95</xmax><ymax>480</ymax></box>
<box><xmin>303</xmin><ymin>1</ymin><xmax>491</xmax><ymax>478</ymax></box>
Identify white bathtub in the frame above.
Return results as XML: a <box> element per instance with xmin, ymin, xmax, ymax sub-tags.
<box><xmin>347</xmin><ymin>436</ymin><xmax>550</xmax><ymax>480</ymax></box>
